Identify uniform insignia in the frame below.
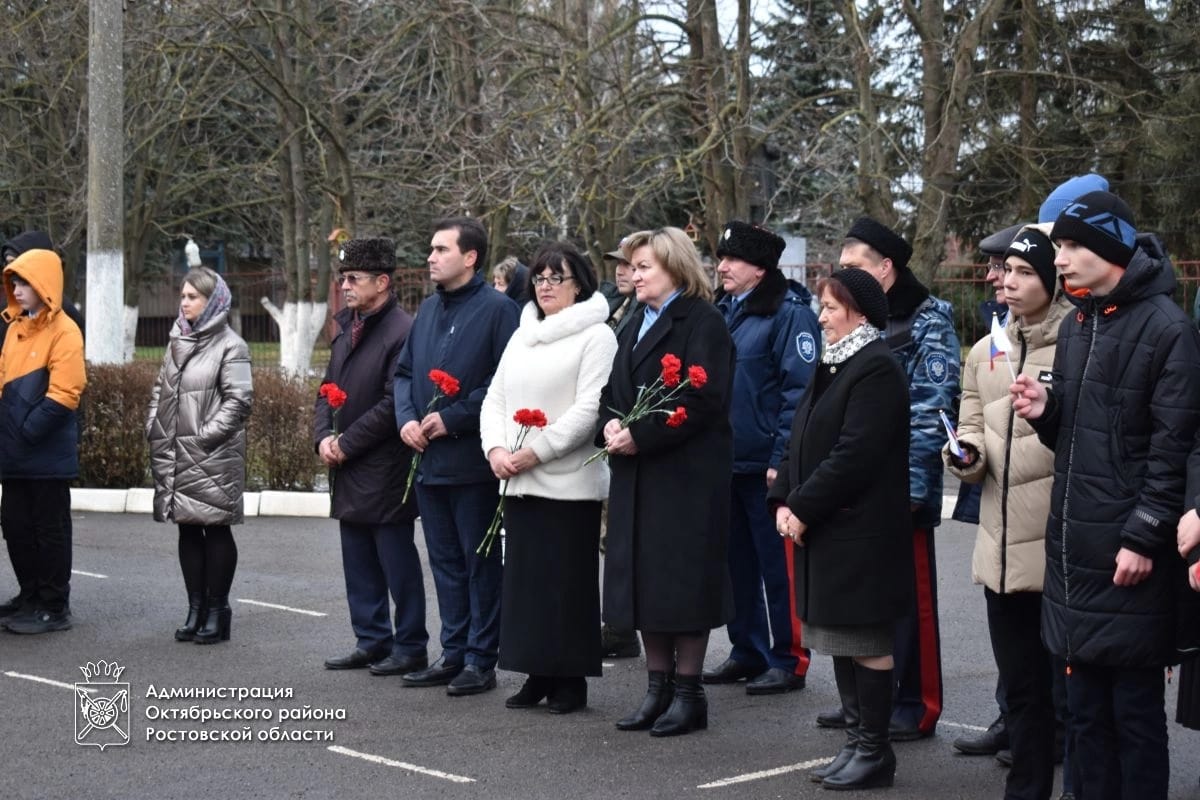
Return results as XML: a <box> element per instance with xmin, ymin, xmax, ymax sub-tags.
<box><xmin>925</xmin><ymin>353</ymin><xmax>948</xmax><ymax>384</ymax></box>
<box><xmin>796</xmin><ymin>332</ymin><xmax>817</xmax><ymax>363</ymax></box>
<box><xmin>1038</xmin><ymin>370</ymin><xmax>1054</xmax><ymax>384</ymax></box>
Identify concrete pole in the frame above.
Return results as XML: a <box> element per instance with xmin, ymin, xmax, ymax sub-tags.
<box><xmin>86</xmin><ymin>0</ymin><xmax>126</xmax><ymax>363</ymax></box>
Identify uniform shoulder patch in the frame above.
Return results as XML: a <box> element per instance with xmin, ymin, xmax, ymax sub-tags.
<box><xmin>925</xmin><ymin>353</ymin><xmax>949</xmax><ymax>384</ymax></box>
<box><xmin>796</xmin><ymin>332</ymin><xmax>817</xmax><ymax>363</ymax></box>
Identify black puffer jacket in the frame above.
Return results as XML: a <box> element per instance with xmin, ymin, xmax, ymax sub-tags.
<box><xmin>1033</xmin><ymin>234</ymin><xmax>1200</xmax><ymax>668</ymax></box>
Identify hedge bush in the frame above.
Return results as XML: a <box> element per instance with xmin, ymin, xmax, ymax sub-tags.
<box><xmin>78</xmin><ymin>363</ymin><xmax>321</xmax><ymax>491</ymax></box>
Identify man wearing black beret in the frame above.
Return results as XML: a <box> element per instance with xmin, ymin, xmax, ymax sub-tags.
<box><xmin>701</xmin><ymin>221</ymin><xmax>820</xmax><ymax>695</ymax></box>
<box><xmin>814</xmin><ymin>216</ymin><xmax>960</xmax><ymax>742</ymax></box>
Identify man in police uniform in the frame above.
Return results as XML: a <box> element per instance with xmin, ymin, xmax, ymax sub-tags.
<box><xmin>702</xmin><ymin>221</ymin><xmax>819</xmax><ymax>695</ymax></box>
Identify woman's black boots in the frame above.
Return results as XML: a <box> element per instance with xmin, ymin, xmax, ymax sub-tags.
<box><xmin>174</xmin><ymin>592</ymin><xmax>207</xmax><ymax>642</ymax></box>
<box><xmin>822</xmin><ymin>662</ymin><xmax>896</xmax><ymax>790</ymax></box>
<box><xmin>193</xmin><ymin>595</ymin><xmax>231</xmax><ymax>644</ymax></box>
<box><xmin>616</xmin><ymin>670</ymin><xmax>674</xmax><ymax>730</ymax></box>
<box><xmin>812</xmin><ymin>656</ymin><xmax>860</xmax><ymax>782</ymax></box>
<box><xmin>649</xmin><ymin>674</ymin><xmax>707</xmax><ymax>737</ymax></box>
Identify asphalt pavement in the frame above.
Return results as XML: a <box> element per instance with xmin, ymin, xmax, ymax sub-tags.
<box><xmin>0</xmin><ymin>510</ymin><xmax>1196</xmax><ymax>799</ymax></box>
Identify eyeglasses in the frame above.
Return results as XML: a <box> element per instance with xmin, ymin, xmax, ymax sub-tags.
<box><xmin>532</xmin><ymin>274</ymin><xmax>575</xmax><ymax>287</ymax></box>
<box><xmin>339</xmin><ymin>272</ymin><xmax>375</xmax><ymax>285</ymax></box>
<box><xmin>985</xmin><ymin>262</ymin><xmax>1005</xmax><ymax>274</ymax></box>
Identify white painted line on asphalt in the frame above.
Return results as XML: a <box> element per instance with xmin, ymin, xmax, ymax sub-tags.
<box><xmin>236</xmin><ymin>598</ymin><xmax>327</xmax><ymax>617</ymax></box>
<box><xmin>698</xmin><ymin>757</ymin><xmax>834</xmax><ymax>789</ymax></box>
<box><xmin>941</xmin><ymin>720</ymin><xmax>989</xmax><ymax>732</ymax></box>
<box><xmin>327</xmin><ymin>745</ymin><xmax>475</xmax><ymax>783</ymax></box>
<box><xmin>4</xmin><ymin>671</ymin><xmax>96</xmax><ymax>693</ymax></box>
<box><xmin>71</xmin><ymin>569</ymin><xmax>108</xmax><ymax>579</ymax></box>
<box><xmin>601</xmin><ymin>662</ymin><xmax>615</xmax><ymax>668</ymax></box>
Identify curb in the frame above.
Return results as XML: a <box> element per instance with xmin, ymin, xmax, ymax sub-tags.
<box><xmin>53</xmin><ymin>489</ymin><xmax>961</xmax><ymax>521</ymax></box>
<box><xmin>65</xmin><ymin>488</ymin><xmax>331</xmax><ymax>518</ymax></box>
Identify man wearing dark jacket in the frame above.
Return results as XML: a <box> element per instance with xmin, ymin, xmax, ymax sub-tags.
<box><xmin>316</xmin><ymin>238</ymin><xmax>428</xmax><ymax>675</ymax></box>
<box><xmin>701</xmin><ymin>221</ymin><xmax>819</xmax><ymax>695</ymax></box>
<box><xmin>1013</xmin><ymin>191</ymin><xmax>1200</xmax><ymax>800</ymax></box>
<box><xmin>394</xmin><ymin>217</ymin><xmax>519</xmax><ymax>696</ymax></box>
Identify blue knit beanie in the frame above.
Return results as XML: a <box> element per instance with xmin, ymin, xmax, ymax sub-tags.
<box><xmin>1038</xmin><ymin>174</ymin><xmax>1109</xmax><ymax>224</ymax></box>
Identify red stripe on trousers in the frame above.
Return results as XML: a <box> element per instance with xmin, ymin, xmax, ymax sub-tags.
<box><xmin>912</xmin><ymin>526</ymin><xmax>942</xmax><ymax>732</ymax></box>
<box><xmin>783</xmin><ymin>537</ymin><xmax>810</xmax><ymax>676</ymax></box>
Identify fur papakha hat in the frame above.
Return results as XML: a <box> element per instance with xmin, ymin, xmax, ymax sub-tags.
<box><xmin>339</xmin><ymin>238</ymin><xmax>396</xmax><ymax>273</ymax></box>
<box><xmin>715</xmin><ymin>221</ymin><xmax>787</xmax><ymax>271</ymax></box>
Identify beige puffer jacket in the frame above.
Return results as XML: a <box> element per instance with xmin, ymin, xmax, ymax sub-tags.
<box><xmin>147</xmin><ymin>311</ymin><xmax>252</xmax><ymax>525</ymax></box>
<box><xmin>944</xmin><ymin>293</ymin><xmax>1070</xmax><ymax>594</ymax></box>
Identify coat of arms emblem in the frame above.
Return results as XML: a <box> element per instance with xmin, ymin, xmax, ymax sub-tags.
<box><xmin>75</xmin><ymin>660</ymin><xmax>130</xmax><ymax>750</ymax></box>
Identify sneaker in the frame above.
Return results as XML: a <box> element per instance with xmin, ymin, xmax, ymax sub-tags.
<box><xmin>0</xmin><ymin>593</ymin><xmax>31</xmax><ymax>619</ymax></box>
<box><xmin>4</xmin><ymin>607</ymin><xmax>72</xmax><ymax>634</ymax></box>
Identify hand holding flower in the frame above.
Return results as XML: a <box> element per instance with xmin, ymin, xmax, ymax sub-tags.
<box><xmin>400</xmin><ymin>420</ymin><xmax>428</xmax><ymax>452</ymax></box>
<box><xmin>1178</xmin><ymin>508</ymin><xmax>1200</xmax><ymax>559</ymax></box>
<box><xmin>605</xmin><ymin>426</ymin><xmax>638</xmax><ymax>456</ymax></box>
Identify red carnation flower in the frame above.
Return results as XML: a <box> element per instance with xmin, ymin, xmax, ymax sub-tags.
<box><xmin>319</xmin><ymin>382</ymin><xmax>348</xmax><ymax>409</ymax></box>
<box><xmin>665</xmin><ymin>406</ymin><xmax>687</xmax><ymax>428</ymax></box>
<box><xmin>687</xmin><ymin>365</ymin><xmax>708</xmax><ymax>389</ymax></box>
<box><xmin>513</xmin><ymin>408</ymin><xmax>549</xmax><ymax>428</ymax></box>
<box><xmin>661</xmin><ymin>353</ymin><xmax>682</xmax><ymax>388</ymax></box>
<box><xmin>428</xmin><ymin>369</ymin><xmax>461</xmax><ymax>397</ymax></box>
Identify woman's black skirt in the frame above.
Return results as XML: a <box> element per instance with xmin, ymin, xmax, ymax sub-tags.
<box><xmin>498</xmin><ymin>496</ymin><xmax>603</xmax><ymax>677</ymax></box>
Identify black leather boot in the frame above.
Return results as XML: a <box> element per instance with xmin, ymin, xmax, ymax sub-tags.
<box><xmin>822</xmin><ymin>663</ymin><xmax>896</xmax><ymax>790</ymax></box>
<box><xmin>194</xmin><ymin>595</ymin><xmax>231</xmax><ymax>644</ymax></box>
<box><xmin>174</xmin><ymin>592</ymin><xmax>207</xmax><ymax>642</ymax></box>
<box><xmin>615</xmin><ymin>671</ymin><xmax>674</xmax><ymax>731</ymax></box>
<box><xmin>811</xmin><ymin>657</ymin><xmax>860</xmax><ymax>782</ymax></box>
<box><xmin>649</xmin><ymin>674</ymin><xmax>707</xmax><ymax>737</ymax></box>
<box><xmin>547</xmin><ymin>677</ymin><xmax>587</xmax><ymax>714</ymax></box>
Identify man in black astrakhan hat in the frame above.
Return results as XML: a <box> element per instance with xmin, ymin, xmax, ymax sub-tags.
<box><xmin>701</xmin><ymin>221</ymin><xmax>820</xmax><ymax>696</ymax></box>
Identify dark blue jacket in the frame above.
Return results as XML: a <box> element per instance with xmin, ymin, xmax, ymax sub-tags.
<box><xmin>393</xmin><ymin>273</ymin><xmax>519</xmax><ymax>486</ymax></box>
<box><xmin>716</xmin><ymin>270</ymin><xmax>819</xmax><ymax>473</ymax></box>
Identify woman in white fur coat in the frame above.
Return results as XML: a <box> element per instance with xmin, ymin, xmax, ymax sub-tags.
<box><xmin>480</xmin><ymin>242</ymin><xmax>618</xmax><ymax>714</ymax></box>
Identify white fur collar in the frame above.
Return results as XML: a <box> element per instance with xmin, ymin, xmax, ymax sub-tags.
<box><xmin>519</xmin><ymin>292</ymin><xmax>610</xmax><ymax>345</ymax></box>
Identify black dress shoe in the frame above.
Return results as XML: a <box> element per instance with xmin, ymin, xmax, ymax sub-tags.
<box><xmin>401</xmin><ymin>655</ymin><xmax>464</xmax><ymax>687</ymax></box>
<box><xmin>324</xmin><ymin>647</ymin><xmax>388</xmax><ymax>670</ymax></box>
<box><xmin>952</xmin><ymin>714</ymin><xmax>1008</xmax><ymax>755</ymax></box>
<box><xmin>700</xmin><ymin>657</ymin><xmax>763</xmax><ymax>684</ymax></box>
<box><xmin>745</xmin><ymin>668</ymin><xmax>806</xmax><ymax>695</ymax></box>
<box><xmin>446</xmin><ymin>665</ymin><xmax>496</xmax><ymax>696</ymax></box>
<box><xmin>817</xmin><ymin>707</ymin><xmax>852</xmax><ymax>728</ymax></box>
<box><xmin>369</xmin><ymin>653</ymin><xmax>429</xmax><ymax>676</ymax></box>
<box><xmin>889</xmin><ymin>721</ymin><xmax>934</xmax><ymax>741</ymax></box>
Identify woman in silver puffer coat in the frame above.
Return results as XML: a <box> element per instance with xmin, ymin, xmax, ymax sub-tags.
<box><xmin>147</xmin><ymin>265</ymin><xmax>252</xmax><ymax>644</ymax></box>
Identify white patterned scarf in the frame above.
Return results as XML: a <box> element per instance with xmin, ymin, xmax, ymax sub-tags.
<box><xmin>821</xmin><ymin>321</ymin><xmax>881</xmax><ymax>365</ymax></box>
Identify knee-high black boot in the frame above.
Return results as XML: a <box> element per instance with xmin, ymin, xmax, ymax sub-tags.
<box><xmin>174</xmin><ymin>592</ymin><xmax>208</xmax><ymax>642</ymax></box>
<box><xmin>822</xmin><ymin>662</ymin><xmax>896</xmax><ymax>790</ymax></box>
<box><xmin>194</xmin><ymin>595</ymin><xmax>231</xmax><ymax>644</ymax></box>
<box><xmin>812</xmin><ymin>656</ymin><xmax>860</xmax><ymax>782</ymax></box>
<box><xmin>649</xmin><ymin>674</ymin><xmax>707</xmax><ymax>737</ymax></box>
<box><xmin>616</xmin><ymin>671</ymin><xmax>674</xmax><ymax>731</ymax></box>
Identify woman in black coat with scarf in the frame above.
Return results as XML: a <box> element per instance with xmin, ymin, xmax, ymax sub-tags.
<box><xmin>597</xmin><ymin>226</ymin><xmax>735</xmax><ymax>738</ymax></box>
<box><xmin>768</xmin><ymin>268</ymin><xmax>911</xmax><ymax>790</ymax></box>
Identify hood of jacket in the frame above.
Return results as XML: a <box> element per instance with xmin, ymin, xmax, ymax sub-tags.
<box><xmin>517</xmin><ymin>291</ymin><xmax>609</xmax><ymax>346</ymax></box>
<box><xmin>2</xmin><ymin>249</ymin><xmax>62</xmax><ymax>324</ymax></box>
<box><xmin>1</xmin><ymin>231</ymin><xmax>52</xmax><ymax>260</ymax></box>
